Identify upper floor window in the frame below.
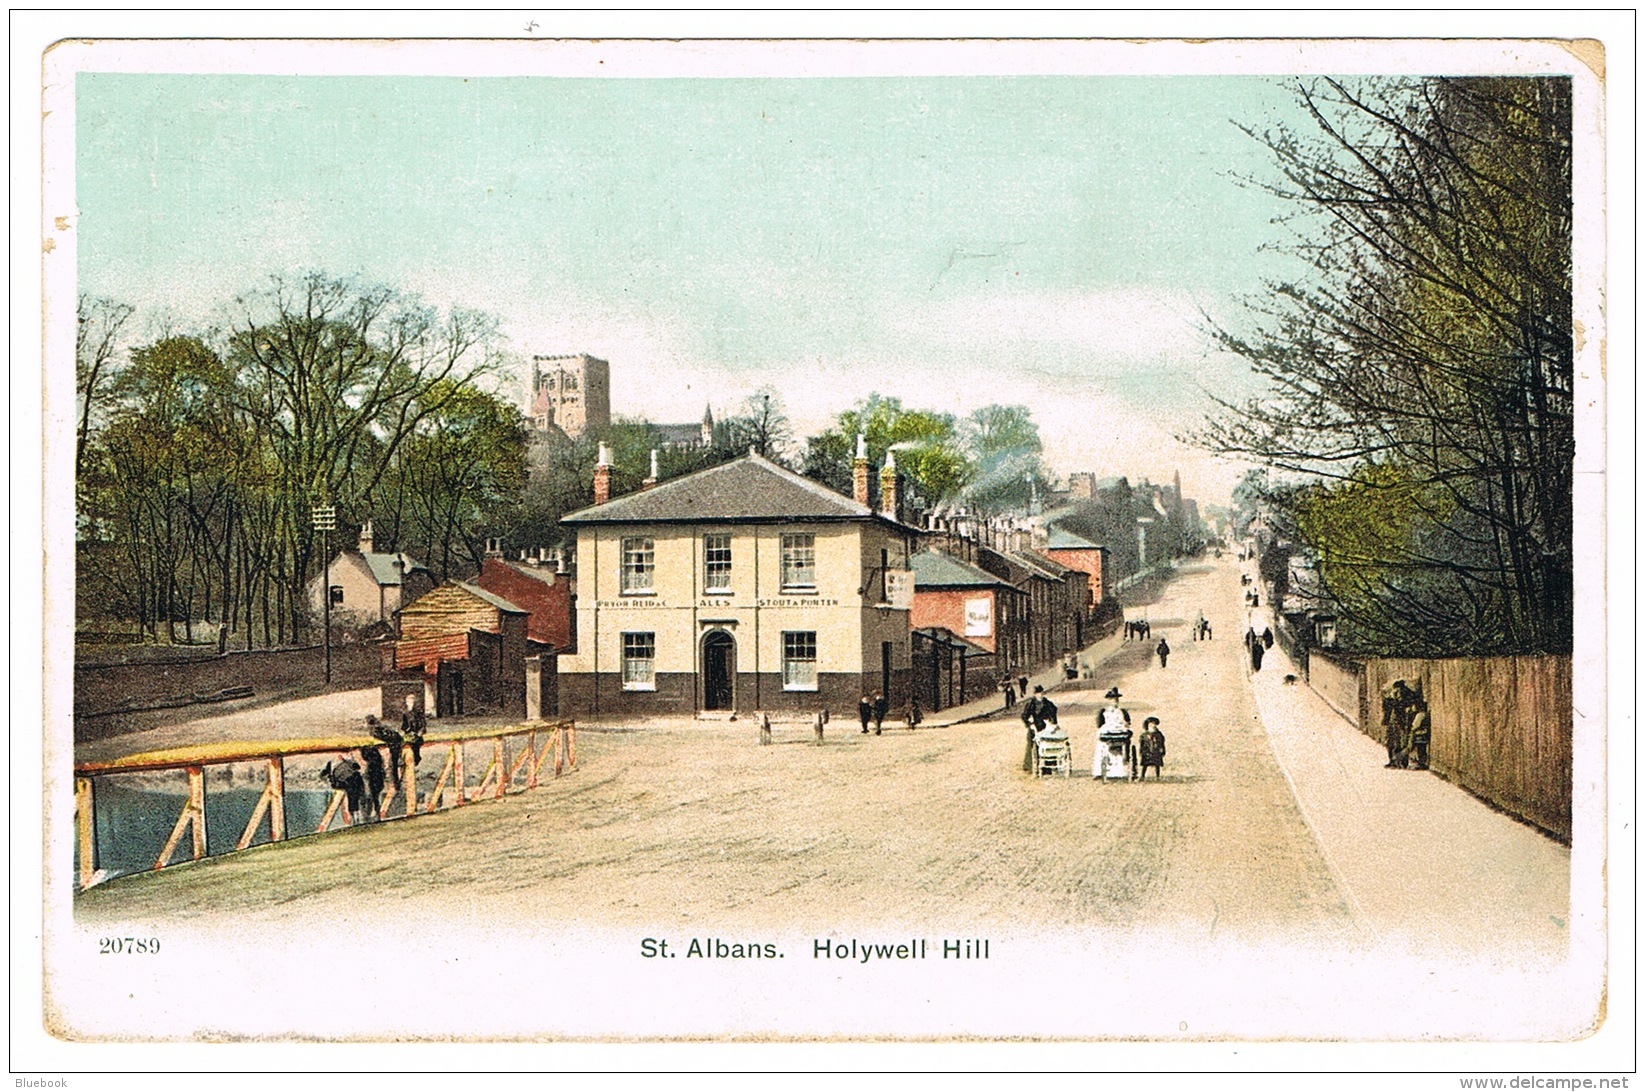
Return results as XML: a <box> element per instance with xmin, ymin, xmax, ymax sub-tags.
<box><xmin>620</xmin><ymin>537</ymin><xmax>655</xmax><ymax>594</ymax></box>
<box><xmin>329</xmin><ymin>586</ymin><xmax>345</xmax><ymax>605</ymax></box>
<box><xmin>780</xmin><ymin>533</ymin><xmax>815</xmax><ymax>591</ymax></box>
<box><xmin>704</xmin><ymin>533</ymin><xmax>732</xmax><ymax>592</ymax></box>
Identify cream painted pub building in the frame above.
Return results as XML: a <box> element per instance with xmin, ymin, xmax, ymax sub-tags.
<box><xmin>557</xmin><ymin>452</ymin><xmax>918</xmax><ymax>717</ymax></box>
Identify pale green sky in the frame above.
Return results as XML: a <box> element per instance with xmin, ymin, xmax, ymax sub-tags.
<box><xmin>77</xmin><ymin>73</ymin><xmax>1313</xmax><ymax>502</ymax></box>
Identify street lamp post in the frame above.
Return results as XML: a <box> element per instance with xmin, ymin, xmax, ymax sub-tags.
<box><xmin>312</xmin><ymin>504</ymin><xmax>337</xmax><ymax>684</ymax></box>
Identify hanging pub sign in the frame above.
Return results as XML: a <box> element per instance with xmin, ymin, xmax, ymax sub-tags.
<box><xmin>883</xmin><ymin>570</ymin><xmax>914</xmax><ymax>610</ymax></box>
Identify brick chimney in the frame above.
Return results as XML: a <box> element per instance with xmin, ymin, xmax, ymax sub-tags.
<box><xmin>641</xmin><ymin>448</ymin><xmax>659</xmax><ymax>490</ymax></box>
<box><xmin>484</xmin><ymin>536</ymin><xmax>504</xmax><ymax>557</ymax></box>
<box><xmin>853</xmin><ymin>433</ymin><xmax>871</xmax><ymax>507</ymax></box>
<box><xmin>593</xmin><ymin>442</ymin><xmax>613</xmax><ymax>505</ymax></box>
<box><xmin>358</xmin><ymin>520</ymin><xmax>375</xmax><ymax>553</ymax></box>
<box><xmin>880</xmin><ymin>448</ymin><xmax>899</xmax><ymax>522</ymax></box>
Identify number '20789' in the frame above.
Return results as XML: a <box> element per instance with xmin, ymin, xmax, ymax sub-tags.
<box><xmin>98</xmin><ymin>937</ymin><xmax>160</xmax><ymax>954</ymax></box>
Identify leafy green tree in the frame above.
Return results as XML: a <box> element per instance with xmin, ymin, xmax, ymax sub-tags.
<box><xmin>380</xmin><ymin>381</ymin><xmax>527</xmax><ymax>579</ymax></box>
<box><xmin>959</xmin><ymin>404</ymin><xmax>1049</xmax><ymax>515</ymax></box>
<box><xmin>803</xmin><ymin>394</ymin><xmax>970</xmax><ymax>508</ymax></box>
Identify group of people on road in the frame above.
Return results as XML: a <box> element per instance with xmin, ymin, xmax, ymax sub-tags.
<box><xmin>320</xmin><ymin>696</ymin><xmax>428</xmax><ymax>822</ymax></box>
<box><xmin>1381</xmin><ymin>679</ymin><xmax>1432</xmax><ymax>770</ymax></box>
<box><xmin>1019</xmin><ymin>684</ymin><xmax>1166</xmax><ymax>781</ymax></box>
<box><xmin>1244</xmin><ymin>625</ymin><xmax>1274</xmax><ymax>672</ymax></box>
<box><xmin>858</xmin><ymin>692</ymin><xmax>890</xmax><ymax>735</ymax></box>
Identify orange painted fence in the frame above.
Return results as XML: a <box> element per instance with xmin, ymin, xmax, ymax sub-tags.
<box><xmin>73</xmin><ymin>721</ymin><xmax>576</xmax><ymax>891</ymax></box>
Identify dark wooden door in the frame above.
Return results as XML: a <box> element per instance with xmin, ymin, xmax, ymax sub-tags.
<box><xmin>703</xmin><ymin>631</ymin><xmax>735</xmax><ymax>710</ymax></box>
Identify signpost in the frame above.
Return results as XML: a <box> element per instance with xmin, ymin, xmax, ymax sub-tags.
<box><xmin>311</xmin><ymin>504</ymin><xmax>337</xmax><ymax>683</ymax></box>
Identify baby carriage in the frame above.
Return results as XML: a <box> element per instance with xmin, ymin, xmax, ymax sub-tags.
<box><xmin>1035</xmin><ymin>721</ymin><xmax>1072</xmax><ymax>778</ymax></box>
<box><xmin>1095</xmin><ymin>725</ymin><xmax>1135</xmax><ymax>781</ymax></box>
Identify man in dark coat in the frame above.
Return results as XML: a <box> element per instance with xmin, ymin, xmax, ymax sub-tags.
<box><xmin>1382</xmin><ymin>680</ymin><xmax>1417</xmax><ymax>768</ymax></box>
<box><xmin>858</xmin><ymin>694</ymin><xmax>874</xmax><ymax>734</ymax></box>
<box><xmin>320</xmin><ymin>756</ymin><xmax>367</xmax><ymax>822</ymax></box>
<box><xmin>1021</xmin><ymin>685</ymin><xmax>1056</xmax><ymax>770</ymax></box>
<box><xmin>368</xmin><ymin>714</ymin><xmax>405</xmax><ymax>790</ymax></box>
<box><xmin>872</xmin><ymin>692</ymin><xmax>888</xmax><ymax>735</ymax></box>
<box><xmin>357</xmin><ymin>747</ymin><xmax>386</xmax><ymax>819</ymax></box>
<box><xmin>1156</xmin><ymin>638</ymin><xmax>1171</xmax><ymax>668</ymax></box>
<box><xmin>1248</xmin><ymin>630</ymin><xmax>1265</xmax><ymax>672</ymax></box>
<box><xmin>400</xmin><ymin>698</ymin><xmax>427</xmax><ymax>766</ymax></box>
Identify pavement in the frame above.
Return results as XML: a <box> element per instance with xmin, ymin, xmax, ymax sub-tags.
<box><xmin>1249</xmin><ymin>608</ymin><xmax>1574</xmax><ymax>953</ymax></box>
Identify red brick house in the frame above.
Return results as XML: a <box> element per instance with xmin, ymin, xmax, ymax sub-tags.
<box><xmin>910</xmin><ymin>550</ymin><xmax>1024</xmax><ymax>707</ymax></box>
<box><xmin>472</xmin><ymin>551</ymin><xmax>575</xmax><ymax>653</ymax></box>
<box><xmin>1041</xmin><ymin>524</ymin><xmax>1110</xmax><ymax>606</ymax></box>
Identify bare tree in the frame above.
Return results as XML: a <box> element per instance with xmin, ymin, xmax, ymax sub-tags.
<box><xmin>1196</xmin><ymin>77</ymin><xmax>1572</xmax><ymax>654</ymax></box>
<box><xmin>75</xmin><ymin>294</ymin><xmax>135</xmax><ymax>477</ymax></box>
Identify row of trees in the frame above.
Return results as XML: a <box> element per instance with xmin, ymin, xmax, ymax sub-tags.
<box><xmin>76</xmin><ymin>277</ymin><xmax>1056</xmax><ymax>648</ymax></box>
<box><xmin>1204</xmin><ymin>77</ymin><xmax>1573</xmax><ymax>656</ymax></box>
<box><xmin>77</xmin><ymin>274</ymin><xmax>518</xmax><ymax>646</ymax></box>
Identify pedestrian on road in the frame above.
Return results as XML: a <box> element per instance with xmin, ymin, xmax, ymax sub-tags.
<box><xmin>1138</xmin><ymin>717</ymin><xmax>1166</xmax><ymax>779</ymax></box>
<box><xmin>1407</xmin><ymin>706</ymin><xmax>1431</xmax><ymax>770</ymax></box>
<box><xmin>1262</xmin><ymin>627</ymin><xmax>1274</xmax><ymax>649</ymax></box>
<box><xmin>1001</xmin><ymin>676</ymin><xmax>1016</xmax><ymax>709</ymax></box>
<box><xmin>1247</xmin><ymin>630</ymin><xmax>1265</xmax><ymax>673</ymax></box>
<box><xmin>367</xmin><ymin>714</ymin><xmax>405</xmax><ymax>791</ymax></box>
<box><xmin>858</xmin><ymin>694</ymin><xmax>874</xmax><ymax>734</ymax></box>
<box><xmin>1156</xmin><ymin>638</ymin><xmax>1171</xmax><ymax>669</ymax></box>
<box><xmin>872</xmin><ymin>692</ymin><xmax>888</xmax><ymax>735</ymax></box>
<box><xmin>1021</xmin><ymin>686</ymin><xmax>1044</xmax><ymax>771</ymax></box>
<box><xmin>400</xmin><ymin>696</ymin><xmax>427</xmax><ymax>766</ymax></box>
<box><xmin>1018</xmin><ymin>673</ymin><xmax>1029</xmax><ymax>698</ymax></box>
<box><xmin>1094</xmin><ymin>688</ymin><xmax>1133</xmax><ymax>780</ymax></box>
<box><xmin>1382</xmin><ymin>679</ymin><xmax>1418</xmax><ymax>768</ymax></box>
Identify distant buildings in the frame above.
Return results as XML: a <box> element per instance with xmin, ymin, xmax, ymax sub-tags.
<box><xmin>528</xmin><ymin>353</ymin><xmax>611</xmax><ymax>437</ymax></box>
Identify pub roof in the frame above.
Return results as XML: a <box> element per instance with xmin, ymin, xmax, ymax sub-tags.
<box><xmin>560</xmin><ymin>452</ymin><xmax>915</xmax><ymax>529</ymax></box>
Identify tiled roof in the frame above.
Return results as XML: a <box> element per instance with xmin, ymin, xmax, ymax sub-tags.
<box><xmin>398</xmin><ymin>581</ymin><xmax>528</xmax><ymax>616</ymax></box>
<box><xmin>911</xmin><ymin>550</ymin><xmax>1009</xmax><ymax>589</ymax></box>
<box><xmin>361</xmin><ymin>551</ymin><xmax>430</xmax><ymax>586</ymax></box>
<box><xmin>1002</xmin><ymin>549</ymin><xmax>1072</xmax><ymax>581</ymax></box>
<box><xmin>912</xmin><ymin>626</ymin><xmax>995</xmax><ymax>656</ymax></box>
<box><xmin>1044</xmin><ymin>525</ymin><xmax>1101</xmax><ymax>550</ymax></box>
<box><xmin>456</xmin><ymin>582</ymin><xmax>529</xmax><ymax>614</ymax></box>
<box><xmin>561</xmin><ymin>452</ymin><xmax>902</xmax><ymax>526</ymax></box>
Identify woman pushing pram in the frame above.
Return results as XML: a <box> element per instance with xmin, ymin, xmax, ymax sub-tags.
<box><xmin>1094</xmin><ymin>688</ymin><xmax>1136</xmax><ymax>781</ymax></box>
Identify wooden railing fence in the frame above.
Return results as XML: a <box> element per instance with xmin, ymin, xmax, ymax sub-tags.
<box><xmin>74</xmin><ymin>721</ymin><xmax>577</xmax><ymax>891</ymax></box>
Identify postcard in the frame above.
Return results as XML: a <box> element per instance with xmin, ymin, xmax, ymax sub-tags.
<box><xmin>19</xmin><ymin>14</ymin><xmax>1633</xmax><ymax>1077</ymax></box>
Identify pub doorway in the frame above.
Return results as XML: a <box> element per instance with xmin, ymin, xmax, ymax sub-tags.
<box><xmin>702</xmin><ymin>630</ymin><xmax>736</xmax><ymax>711</ymax></box>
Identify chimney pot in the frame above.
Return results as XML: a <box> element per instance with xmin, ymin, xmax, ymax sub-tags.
<box><xmin>593</xmin><ymin>445</ymin><xmax>612</xmax><ymax>505</ymax></box>
<box><xmin>852</xmin><ymin>433</ymin><xmax>872</xmax><ymax>507</ymax></box>
<box><xmin>880</xmin><ymin>454</ymin><xmax>900</xmax><ymax>522</ymax></box>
